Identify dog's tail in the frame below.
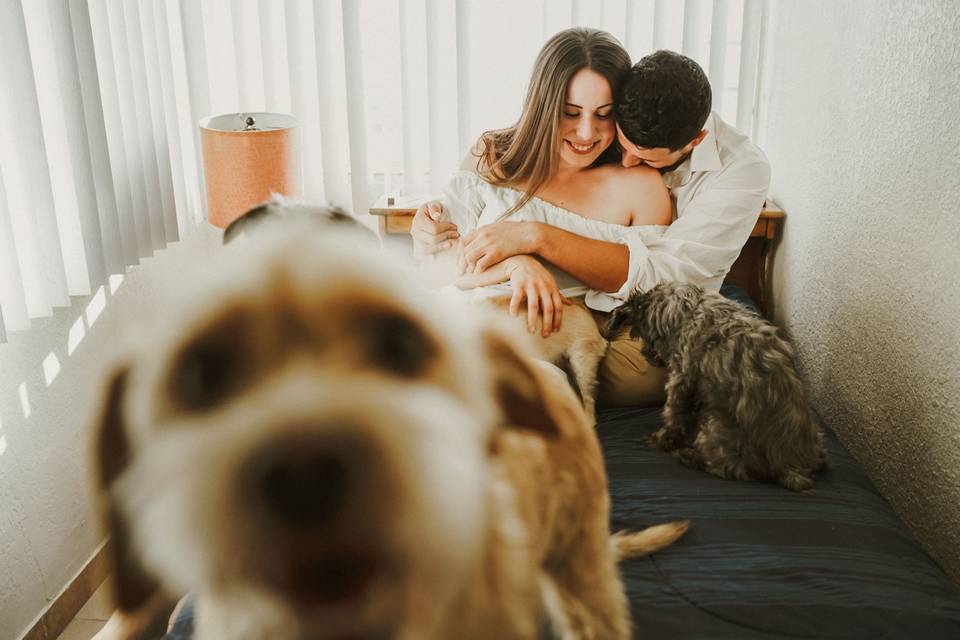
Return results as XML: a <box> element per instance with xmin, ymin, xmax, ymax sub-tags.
<box><xmin>611</xmin><ymin>521</ymin><xmax>689</xmax><ymax>561</ymax></box>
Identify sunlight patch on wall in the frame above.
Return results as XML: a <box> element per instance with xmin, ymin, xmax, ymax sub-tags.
<box><xmin>68</xmin><ymin>316</ymin><xmax>85</xmax><ymax>355</ymax></box>
<box><xmin>18</xmin><ymin>383</ymin><xmax>30</xmax><ymax>419</ymax></box>
<box><xmin>43</xmin><ymin>352</ymin><xmax>61</xmax><ymax>387</ymax></box>
<box><xmin>85</xmin><ymin>286</ymin><xmax>106</xmax><ymax>327</ymax></box>
<box><xmin>109</xmin><ymin>274</ymin><xmax>124</xmax><ymax>294</ymax></box>
<box><xmin>0</xmin><ymin>434</ymin><xmax>6</xmax><ymax>457</ymax></box>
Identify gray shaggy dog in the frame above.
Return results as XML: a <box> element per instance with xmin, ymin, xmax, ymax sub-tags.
<box><xmin>607</xmin><ymin>283</ymin><xmax>826</xmax><ymax>491</ymax></box>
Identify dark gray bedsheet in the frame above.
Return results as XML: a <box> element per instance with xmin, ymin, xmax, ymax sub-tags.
<box><xmin>599</xmin><ymin>406</ymin><xmax>960</xmax><ymax>639</ymax></box>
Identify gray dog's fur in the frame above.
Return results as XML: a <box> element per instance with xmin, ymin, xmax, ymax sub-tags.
<box><xmin>607</xmin><ymin>282</ymin><xmax>826</xmax><ymax>491</ymax></box>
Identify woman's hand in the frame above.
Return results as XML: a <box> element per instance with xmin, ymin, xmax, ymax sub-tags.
<box><xmin>411</xmin><ymin>201</ymin><xmax>459</xmax><ymax>259</ymax></box>
<box><xmin>459</xmin><ymin>222</ymin><xmax>542</xmax><ymax>273</ymax></box>
<box><xmin>503</xmin><ymin>255</ymin><xmax>570</xmax><ymax>337</ymax></box>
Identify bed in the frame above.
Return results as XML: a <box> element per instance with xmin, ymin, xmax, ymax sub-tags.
<box><xmin>598</xmin><ymin>284</ymin><xmax>960</xmax><ymax>638</ymax></box>
<box><xmin>603</xmin><ymin>402</ymin><xmax>960</xmax><ymax>639</ymax></box>
<box><xmin>361</xmin><ymin>203</ymin><xmax>960</xmax><ymax>637</ymax></box>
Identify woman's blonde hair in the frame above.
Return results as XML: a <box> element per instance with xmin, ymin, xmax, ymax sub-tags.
<box><xmin>475</xmin><ymin>28</ymin><xmax>631</xmax><ymax>214</ymax></box>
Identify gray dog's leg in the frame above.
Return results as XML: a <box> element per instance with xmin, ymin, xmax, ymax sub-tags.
<box><xmin>672</xmin><ymin>447</ymin><xmax>707</xmax><ymax>470</ymax></box>
<box><xmin>651</xmin><ymin>374</ymin><xmax>698</xmax><ymax>451</ymax></box>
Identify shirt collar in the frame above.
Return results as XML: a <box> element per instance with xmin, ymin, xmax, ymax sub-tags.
<box><xmin>665</xmin><ymin>112</ymin><xmax>722</xmax><ymax>182</ymax></box>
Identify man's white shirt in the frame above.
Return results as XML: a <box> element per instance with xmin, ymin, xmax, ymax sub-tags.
<box><xmin>616</xmin><ymin>111</ymin><xmax>771</xmax><ymax>299</ymax></box>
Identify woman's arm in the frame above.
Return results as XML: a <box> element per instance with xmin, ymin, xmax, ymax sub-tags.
<box><xmin>455</xmin><ymin>222</ymin><xmax>632</xmax><ymax>293</ymax></box>
<box><xmin>424</xmin><ymin>237</ymin><xmax>570</xmax><ymax>337</ymax></box>
<box><xmin>456</xmin><ymin>221</ymin><xmax>635</xmax><ymax>293</ymax></box>
<box><xmin>447</xmin><ymin>252</ymin><xmax>570</xmax><ymax>337</ymax></box>
<box><xmin>458</xmin><ymin>165</ymin><xmax>671</xmax><ymax>292</ymax></box>
<box><xmin>452</xmin><ymin>254</ymin><xmax>518</xmax><ymax>289</ymax></box>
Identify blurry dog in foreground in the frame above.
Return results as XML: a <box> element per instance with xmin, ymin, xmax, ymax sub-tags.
<box><xmin>93</xmin><ymin>212</ymin><xmax>686</xmax><ymax>639</ymax></box>
<box><xmin>228</xmin><ymin>198</ymin><xmax>607</xmax><ymax>422</ymax></box>
<box><xmin>221</xmin><ymin>195</ymin><xmax>367</xmax><ymax>245</ymax></box>
<box><xmin>608</xmin><ymin>282</ymin><xmax>826</xmax><ymax>491</ymax></box>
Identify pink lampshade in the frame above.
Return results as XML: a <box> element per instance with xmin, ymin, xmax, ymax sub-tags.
<box><xmin>199</xmin><ymin>112</ymin><xmax>302</xmax><ymax>228</ymax></box>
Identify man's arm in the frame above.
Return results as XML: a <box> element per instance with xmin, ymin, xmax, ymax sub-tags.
<box><xmin>625</xmin><ymin>156</ymin><xmax>770</xmax><ymax>294</ymax></box>
<box><xmin>533</xmin><ymin>227</ymin><xmax>629</xmax><ymax>293</ymax></box>
<box><xmin>460</xmin><ymin>155</ymin><xmax>770</xmax><ymax>297</ymax></box>
<box><xmin>456</xmin><ymin>221</ymin><xmax>631</xmax><ymax>293</ymax></box>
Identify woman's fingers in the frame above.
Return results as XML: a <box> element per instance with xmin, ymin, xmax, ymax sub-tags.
<box><xmin>462</xmin><ymin>245</ymin><xmax>487</xmax><ymax>273</ymax></box>
<box><xmin>510</xmin><ymin>288</ymin><xmax>524</xmax><ymax>317</ymax></box>
<box><xmin>539</xmin><ymin>286</ymin><xmax>555</xmax><ymax>337</ymax></box>
<box><xmin>551</xmin><ymin>290</ymin><xmax>564</xmax><ymax>332</ymax></box>
<box><xmin>412</xmin><ymin>223</ymin><xmax>458</xmax><ymax>243</ymax></box>
<box><xmin>473</xmin><ymin>250</ymin><xmax>497</xmax><ymax>273</ymax></box>
<box><xmin>525</xmin><ymin>285</ymin><xmax>539</xmax><ymax>333</ymax></box>
<box><xmin>426</xmin><ymin>201</ymin><xmax>445</xmax><ymax>221</ymax></box>
<box><xmin>412</xmin><ymin>202</ymin><xmax>458</xmax><ymax>252</ymax></box>
<box><xmin>460</xmin><ymin>230</ymin><xmax>489</xmax><ymax>272</ymax></box>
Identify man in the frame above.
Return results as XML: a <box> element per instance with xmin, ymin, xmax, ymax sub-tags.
<box><xmin>411</xmin><ymin>50</ymin><xmax>771</xmax><ymax>406</ymax></box>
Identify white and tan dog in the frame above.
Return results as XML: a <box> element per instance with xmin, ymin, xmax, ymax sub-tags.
<box><xmin>92</xmin><ymin>218</ymin><xmax>685</xmax><ymax>639</ymax></box>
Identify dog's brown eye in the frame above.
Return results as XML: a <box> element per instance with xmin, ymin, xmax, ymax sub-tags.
<box><xmin>170</xmin><ymin>346</ymin><xmax>239</xmax><ymax>411</ymax></box>
<box><xmin>363</xmin><ymin>313</ymin><xmax>436</xmax><ymax>376</ymax></box>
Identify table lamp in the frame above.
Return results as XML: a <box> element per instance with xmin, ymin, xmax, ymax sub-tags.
<box><xmin>199</xmin><ymin>112</ymin><xmax>302</xmax><ymax>228</ymax></box>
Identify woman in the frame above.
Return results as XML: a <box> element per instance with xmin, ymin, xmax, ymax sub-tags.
<box><xmin>413</xmin><ymin>28</ymin><xmax>673</xmax><ymax>407</ymax></box>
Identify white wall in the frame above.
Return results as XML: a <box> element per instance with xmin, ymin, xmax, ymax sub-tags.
<box><xmin>760</xmin><ymin>1</ymin><xmax>960</xmax><ymax>580</ymax></box>
<box><xmin>0</xmin><ymin>228</ymin><xmax>218</xmax><ymax>640</ymax></box>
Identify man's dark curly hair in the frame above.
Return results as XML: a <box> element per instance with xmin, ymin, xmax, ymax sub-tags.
<box><xmin>615</xmin><ymin>50</ymin><xmax>712</xmax><ymax>151</ymax></box>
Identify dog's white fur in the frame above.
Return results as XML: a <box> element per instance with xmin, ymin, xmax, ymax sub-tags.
<box><xmin>93</xmin><ymin>222</ymin><xmax>685</xmax><ymax>639</ymax></box>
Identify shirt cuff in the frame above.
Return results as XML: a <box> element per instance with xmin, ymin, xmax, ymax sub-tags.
<box><xmin>614</xmin><ymin>227</ymin><xmax>662</xmax><ymax>299</ymax></box>
<box><xmin>583</xmin><ymin>232</ymin><xmax>654</xmax><ymax>312</ymax></box>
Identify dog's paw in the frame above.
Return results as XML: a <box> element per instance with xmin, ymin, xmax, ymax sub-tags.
<box><xmin>672</xmin><ymin>447</ymin><xmax>706</xmax><ymax>470</ymax></box>
<box><xmin>647</xmin><ymin>428</ymin><xmax>685</xmax><ymax>451</ymax></box>
<box><xmin>642</xmin><ymin>431</ymin><xmax>671</xmax><ymax>450</ymax></box>
<box><xmin>780</xmin><ymin>469</ymin><xmax>816</xmax><ymax>492</ymax></box>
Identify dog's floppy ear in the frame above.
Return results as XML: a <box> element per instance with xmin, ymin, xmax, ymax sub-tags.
<box><xmin>92</xmin><ymin>366</ymin><xmax>163</xmax><ymax>616</ymax></box>
<box><xmin>482</xmin><ymin>327</ymin><xmax>567</xmax><ymax>437</ymax></box>
<box><xmin>604</xmin><ymin>301</ymin><xmax>635</xmax><ymax>338</ymax></box>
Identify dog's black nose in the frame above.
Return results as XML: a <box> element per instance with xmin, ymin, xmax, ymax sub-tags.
<box><xmin>247</xmin><ymin>437</ymin><xmax>358</xmax><ymax>530</ymax></box>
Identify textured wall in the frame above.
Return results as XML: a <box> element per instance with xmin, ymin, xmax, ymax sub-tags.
<box><xmin>0</xmin><ymin>229</ymin><xmax>218</xmax><ymax>640</ymax></box>
<box><xmin>762</xmin><ymin>1</ymin><xmax>960</xmax><ymax>581</ymax></box>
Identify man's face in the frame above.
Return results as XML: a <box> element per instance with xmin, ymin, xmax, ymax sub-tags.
<box><xmin>616</xmin><ymin>125</ymin><xmax>698</xmax><ymax>170</ymax></box>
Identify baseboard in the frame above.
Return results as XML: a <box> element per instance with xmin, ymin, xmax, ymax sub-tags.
<box><xmin>18</xmin><ymin>541</ymin><xmax>111</xmax><ymax>640</ymax></box>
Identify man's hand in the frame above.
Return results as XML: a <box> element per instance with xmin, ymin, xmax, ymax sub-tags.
<box><xmin>411</xmin><ymin>201</ymin><xmax>459</xmax><ymax>259</ymax></box>
<box><xmin>504</xmin><ymin>255</ymin><xmax>570</xmax><ymax>337</ymax></box>
<box><xmin>459</xmin><ymin>221</ymin><xmax>540</xmax><ymax>273</ymax></box>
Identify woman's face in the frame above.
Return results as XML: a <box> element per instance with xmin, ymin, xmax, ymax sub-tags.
<box><xmin>557</xmin><ymin>68</ymin><xmax>616</xmax><ymax>170</ymax></box>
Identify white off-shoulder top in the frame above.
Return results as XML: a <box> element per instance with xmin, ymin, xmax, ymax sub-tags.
<box><xmin>440</xmin><ymin>170</ymin><xmax>668</xmax><ymax>312</ymax></box>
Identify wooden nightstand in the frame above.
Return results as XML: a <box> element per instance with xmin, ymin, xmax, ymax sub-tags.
<box><xmin>370</xmin><ymin>195</ymin><xmax>783</xmax><ymax>319</ymax></box>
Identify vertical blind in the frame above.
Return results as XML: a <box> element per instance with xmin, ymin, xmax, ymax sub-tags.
<box><xmin>0</xmin><ymin>0</ymin><xmax>766</xmax><ymax>342</ymax></box>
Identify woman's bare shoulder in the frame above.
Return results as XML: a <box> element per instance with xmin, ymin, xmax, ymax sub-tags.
<box><xmin>600</xmin><ymin>163</ymin><xmax>663</xmax><ymax>189</ymax></box>
<box><xmin>609</xmin><ymin>165</ymin><xmax>671</xmax><ymax>225</ymax></box>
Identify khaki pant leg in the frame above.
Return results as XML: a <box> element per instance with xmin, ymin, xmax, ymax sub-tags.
<box><xmin>591</xmin><ymin>310</ymin><xmax>667</xmax><ymax>408</ymax></box>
